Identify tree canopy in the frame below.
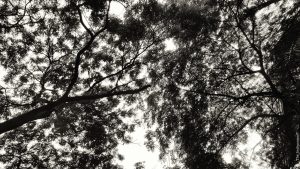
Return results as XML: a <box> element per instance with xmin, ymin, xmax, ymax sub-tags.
<box><xmin>0</xmin><ymin>0</ymin><xmax>299</xmax><ymax>168</ymax></box>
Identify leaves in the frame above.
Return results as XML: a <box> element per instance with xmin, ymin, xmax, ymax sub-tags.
<box><xmin>0</xmin><ymin>0</ymin><xmax>299</xmax><ymax>168</ymax></box>
<box><xmin>0</xmin><ymin>0</ymin><xmax>155</xmax><ymax>168</ymax></box>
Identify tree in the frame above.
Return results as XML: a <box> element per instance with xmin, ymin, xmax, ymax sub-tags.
<box><xmin>144</xmin><ymin>0</ymin><xmax>300</xmax><ymax>168</ymax></box>
<box><xmin>1</xmin><ymin>0</ymin><xmax>300</xmax><ymax>168</ymax></box>
<box><xmin>0</xmin><ymin>0</ymin><xmax>162</xmax><ymax>168</ymax></box>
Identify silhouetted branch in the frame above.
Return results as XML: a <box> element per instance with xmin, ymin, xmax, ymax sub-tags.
<box><xmin>62</xmin><ymin>5</ymin><xmax>111</xmax><ymax>97</ymax></box>
<box><xmin>235</xmin><ymin>15</ymin><xmax>280</xmax><ymax>96</ymax></box>
<box><xmin>77</xmin><ymin>5</ymin><xmax>93</xmax><ymax>36</ymax></box>
<box><xmin>0</xmin><ymin>85</ymin><xmax>150</xmax><ymax>134</ymax></box>
<box><xmin>223</xmin><ymin>70</ymin><xmax>260</xmax><ymax>81</ymax></box>
<box><xmin>237</xmin><ymin>48</ymin><xmax>255</xmax><ymax>73</ymax></box>
<box><xmin>87</xmin><ymin>40</ymin><xmax>157</xmax><ymax>92</ymax></box>
<box><xmin>0</xmin><ymin>0</ymin><xmax>34</xmax><ymax>30</ymax></box>
<box><xmin>218</xmin><ymin>113</ymin><xmax>282</xmax><ymax>153</ymax></box>
<box><xmin>68</xmin><ymin>85</ymin><xmax>150</xmax><ymax>102</ymax></box>
<box><xmin>0</xmin><ymin>102</ymin><xmax>57</xmax><ymax>134</ymax></box>
<box><xmin>191</xmin><ymin>90</ymin><xmax>274</xmax><ymax>101</ymax></box>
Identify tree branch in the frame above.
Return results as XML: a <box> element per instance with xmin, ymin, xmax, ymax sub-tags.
<box><xmin>237</xmin><ymin>48</ymin><xmax>254</xmax><ymax>73</ymax></box>
<box><xmin>77</xmin><ymin>5</ymin><xmax>93</xmax><ymax>36</ymax></box>
<box><xmin>67</xmin><ymin>85</ymin><xmax>151</xmax><ymax>102</ymax></box>
<box><xmin>191</xmin><ymin>90</ymin><xmax>274</xmax><ymax>101</ymax></box>
<box><xmin>218</xmin><ymin>113</ymin><xmax>282</xmax><ymax>153</ymax></box>
<box><xmin>62</xmin><ymin>1</ymin><xmax>112</xmax><ymax>98</ymax></box>
<box><xmin>0</xmin><ymin>85</ymin><xmax>150</xmax><ymax>134</ymax></box>
<box><xmin>87</xmin><ymin>39</ymin><xmax>157</xmax><ymax>92</ymax></box>
<box><xmin>235</xmin><ymin>16</ymin><xmax>280</xmax><ymax>96</ymax></box>
<box><xmin>223</xmin><ymin>70</ymin><xmax>260</xmax><ymax>81</ymax></box>
<box><xmin>0</xmin><ymin>0</ymin><xmax>33</xmax><ymax>30</ymax></box>
<box><xmin>62</xmin><ymin>3</ymin><xmax>111</xmax><ymax>97</ymax></box>
<box><xmin>0</xmin><ymin>102</ymin><xmax>58</xmax><ymax>134</ymax></box>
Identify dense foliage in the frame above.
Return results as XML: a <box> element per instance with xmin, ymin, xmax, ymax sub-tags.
<box><xmin>144</xmin><ymin>0</ymin><xmax>300</xmax><ymax>168</ymax></box>
<box><xmin>0</xmin><ymin>0</ymin><xmax>158</xmax><ymax>168</ymax></box>
<box><xmin>0</xmin><ymin>0</ymin><xmax>299</xmax><ymax>168</ymax></box>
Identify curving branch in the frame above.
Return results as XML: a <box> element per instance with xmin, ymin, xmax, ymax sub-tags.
<box><xmin>62</xmin><ymin>34</ymin><xmax>98</xmax><ymax>97</ymax></box>
<box><xmin>62</xmin><ymin>2</ymin><xmax>111</xmax><ymax>98</ymax></box>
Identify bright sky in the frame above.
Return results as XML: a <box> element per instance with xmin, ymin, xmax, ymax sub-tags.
<box><xmin>110</xmin><ymin>1</ymin><xmax>126</xmax><ymax>19</ymax></box>
<box><xmin>117</xmin><ymin>125</ymin><xmax>164</xmax><ymax>169</ymax></box>
<box><xmin>223</xmin><ymin>130</ymin><xmax>268</xmax><ymax>169</ymax></box>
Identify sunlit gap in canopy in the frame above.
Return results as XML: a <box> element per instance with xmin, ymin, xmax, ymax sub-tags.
<box><xmin>164</xmin><ymin>38</ymin><xmax>177</xmax><ymax>51</ymax></box>
<box><xmin>110</xmin><ymin>1</ymin><xmax>126</xmax><ymax>19</ymax></box>
<box><xmin>222</xmin><ymin>129</ymin><xmax>267</xmax><ymax>169</ymax></box>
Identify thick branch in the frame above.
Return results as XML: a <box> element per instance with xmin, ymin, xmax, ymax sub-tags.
<box><xmin>0</xmin><ymin>102</ymin><xmax>58</xmax><ymax>134</ymax></box>
<box><xmin>0</xmin><ymin>85</ymin><xmax>150</xmax><ymax>134</ymax></box>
